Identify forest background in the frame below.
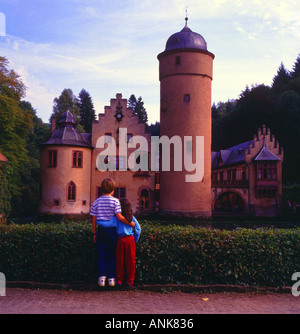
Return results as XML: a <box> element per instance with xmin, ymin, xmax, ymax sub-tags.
<box><xmin>0</xmin><ymin>55</ymin><xmax>299</xmax><ymax>218</ymax></box>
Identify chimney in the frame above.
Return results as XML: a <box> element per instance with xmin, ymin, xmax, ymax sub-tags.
<box><xmin>51</xmin><ymin>116</ymin><xmax>56</xmax><ymax>134</ymax></box>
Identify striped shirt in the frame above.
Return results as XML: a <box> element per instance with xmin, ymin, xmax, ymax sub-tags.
<box><xmin>90</xmin><ymin>195</ymin><xmax>121</xmax><ymax>221</ymax></box>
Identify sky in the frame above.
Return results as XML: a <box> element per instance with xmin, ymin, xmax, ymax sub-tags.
<box><xmin>0</xmin><ymin>0</ymin><xmax>299</xmax><ymax>125</ymax></box>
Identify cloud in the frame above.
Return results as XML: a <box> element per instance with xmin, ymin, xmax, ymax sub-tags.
<box><xmin>0</xmin><ymin>0</ymin><xmax>299</xmax><ymax>125</ymax></box>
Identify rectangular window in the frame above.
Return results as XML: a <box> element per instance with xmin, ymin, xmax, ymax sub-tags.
<box><xmin>114</xmin><ymin>187</ymin><xmax>126</xmax><ymax>199</ymax></box>
<box><xmin>175</xmin><ymin>56</ymin><xmax>181</xmax><ymax>65</ymax></box>
<box><xmin>72</xmin><ymin>151</ymin><xmax>83</xmax><ymax>168</ymax></box>
<box><xmin>257</xmin><ymin>163</ymin><xmax>277</xmax><ymax>181</ymax></box>
<box><xmin>47</xmin><ymin>150</ymin><xmax>57</xmax><ymax>167</ymax></box>
<box><xmin>184</xmin><ymin>94</ymin><xmax>190</xmax><ymax>103</ymax></box>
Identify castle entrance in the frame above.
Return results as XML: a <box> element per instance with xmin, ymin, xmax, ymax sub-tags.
<box><xmin>214</xmin><ymin>192</ymin><xmax>245</xmax><ymax>216</ymax></box>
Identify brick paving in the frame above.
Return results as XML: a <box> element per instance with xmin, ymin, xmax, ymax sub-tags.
<box><xmin>0</xmin><ymin>287</ymin><xmax>299</xmax><ymax>314</ymax></box>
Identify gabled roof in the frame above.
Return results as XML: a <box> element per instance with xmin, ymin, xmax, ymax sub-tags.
<box><xmin>212</xmin><ymin>140</ymin><xmax>252</xmax><ymax>168</ymax></box>
<box><xmin>254</xmin><ymin>145</ymin><xmax>280</xmax><ymax>161</ymax></box>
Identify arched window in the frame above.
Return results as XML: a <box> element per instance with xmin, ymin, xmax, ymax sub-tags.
<box><xmin>67</xmin><ymin>182</ymin><xmax>76</xmax><ymax>201</ymax></box>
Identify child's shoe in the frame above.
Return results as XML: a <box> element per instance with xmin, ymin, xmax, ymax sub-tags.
<box><xmin>108</xmin><ymin>278</ymin><xmax>116</xmax><ymax>287</ymax></box>
<box><xmin>97</xmin><ymin>276</ymin><xmax>106</xmax><ymax>287</ymax></box>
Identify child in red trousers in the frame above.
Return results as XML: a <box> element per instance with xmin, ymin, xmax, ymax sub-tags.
<box><xmin>116</xmin><ymin>199</ymin><xmax>141</xmax><ymax>286</ymax></box>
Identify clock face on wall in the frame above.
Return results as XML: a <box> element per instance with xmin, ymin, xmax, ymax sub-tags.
<box><xmin>115</xmin><ymin>101</ymin><xmax>124</xmax><ymax>122</ymax></box>
<box><xmin>115</xmin><ymin>111</ymin><xmax>123</xmax><ymax>122</ymax></box>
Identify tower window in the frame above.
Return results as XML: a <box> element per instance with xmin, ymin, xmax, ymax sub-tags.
<box><xmin>175</xmin><ymin>56</ymin><xmax>181</xmax><ymax>65</ymax></box>
<box><xmin>184</xmin><ymin>94</ymin><xmax>190</xmax><ymax>103</ymax></box>
<box><xmin>47</xmin><ymin>150</ymin><xmax>57</xmax><ymax>168</ymax></box>
<box><xmin>72</xmin><ymin>151</ymin><xmax>83</xmax><ymax>168</ymax></box>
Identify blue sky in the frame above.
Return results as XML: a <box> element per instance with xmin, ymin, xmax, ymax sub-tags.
<box><xmin>0</xmin><ymin>0</ymin><xmax>299</xmax><ymax>124</ymax></box>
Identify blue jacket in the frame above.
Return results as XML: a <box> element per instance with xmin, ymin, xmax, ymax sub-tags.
<box><xmin>116</xmin><ymin>216</ymin><xmax>141</xmax><ymax>243</ymax></box>
<box><xmin>97</xmin><ymin>216</ymin><xmax>141</xmax><ymax>243</ymax></box>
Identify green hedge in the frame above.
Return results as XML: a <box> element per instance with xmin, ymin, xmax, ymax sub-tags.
<box><xmin>0</xmin><ymin>221</ymin><xmax>299</xmax><ymax>287</ymax></box>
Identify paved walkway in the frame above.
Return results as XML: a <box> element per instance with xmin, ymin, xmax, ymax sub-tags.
<box><xmin>0</xmin><ymin>287</ymin><xmax>299</xmax><ymax>314</ymax></box>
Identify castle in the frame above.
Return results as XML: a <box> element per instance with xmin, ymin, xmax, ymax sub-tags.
<box><xmin>40</xmin><ymin>20</ymin><xmax>284</xmax><ymax>218</ymax></box>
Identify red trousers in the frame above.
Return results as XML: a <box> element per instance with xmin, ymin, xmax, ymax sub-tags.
<box><xmin>116</xmin><ymin>236</ymin><xmax>136</xmax><ymax>285</ymax></box>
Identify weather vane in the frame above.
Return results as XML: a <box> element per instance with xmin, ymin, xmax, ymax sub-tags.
<box><xmin>185</xmin><ymin>6</ymin><xmax>188</xmax><ymax>26</ymax></box>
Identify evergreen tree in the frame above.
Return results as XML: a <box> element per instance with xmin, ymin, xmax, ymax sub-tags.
<box><xmin>78</xmin><ymin>88</ymin><xmax>96</xmax><ymax>133</ymax></box>
<box><xmin>288</xmin><ymin>54</ymin><xmax>300</xmax><ymax>95</ymax></box>
<box><xmin>290</xmin><ymin>54</ymin><xmax>300</xmax><ymax>80</ymax></box>
<box><xmin>51</xmin><ymin>88</ymin><xmax>83</xmax><ymax>131</ymax></box>
<box><xmin>128</xmin><ymin>94</ymin><xmax>148</xmax><ymax>125</ymax></box>
<box><xmin>271</xmin><ymin>62</ymin><xmax>291</xmax><ymax>95</ymax></box>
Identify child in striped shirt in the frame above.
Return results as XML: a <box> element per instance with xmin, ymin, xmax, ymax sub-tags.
<box><xmin>90</xmin><ymin>178</ymin><xmax>134</xmax><ymax>287</ymax></box>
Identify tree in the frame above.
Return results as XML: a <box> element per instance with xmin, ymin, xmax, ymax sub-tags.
<box><xmin>273</xmin><ymin>90</ymin><xmax>300</xmax><ymax>183</ymax></box>
<box><xmin>211</xmin><ymin>100</ymin><xmax>237</xmax><ymax>151</ymax></box>
<box><xmin>271</xmin><ymin>62</ymin><xmax>291</xmax><ymax>95</ymax></box>
<box><xmin>0</xmin><ymin>57</ymin><xmax>34</xmax><ymax>218</ymax></box>
<box><xmin>51</xmin><ymin>88</ymin><xmax>83</xmax><ymax>130</ymax></box>
<box><xmin>225</xmin><ymin>84</ymin><xmax>276</xmax><ymax>147</ymax></box>
<box><xmin>128</xmin><ymin>94</ymin><xmax>148</xmax><ymax>125</ymax></box>
<box><xmin>148</xmin><ymin>121</ymin><xmax>160</xmax><ymax>136</ymax></box>
<box><xmin>78</xmin><ymin>89</ymin><xmax>96</xmax><ymax>133</ymax></box>
<box><xmin>290</xmin><ymin>54</ymin><xmax>300</xmax><ymax>80</ymax></box>
<box><xmin>14</xmin><ymin>101</ymin><xmax>51</xmax><ymax>216</ymax></box>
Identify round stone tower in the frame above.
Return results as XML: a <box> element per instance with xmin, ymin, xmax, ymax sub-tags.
<box><xmin>40</xmin><ymin>111</ymin><xmax>92</xmax><ymax>216</ymax></box>
<box><xmin>157</xmin><ymin>18</ymin><xmax>215</xmax><ymax>217</ymax></box>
